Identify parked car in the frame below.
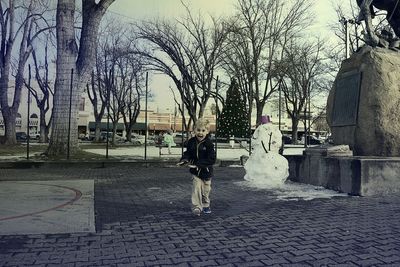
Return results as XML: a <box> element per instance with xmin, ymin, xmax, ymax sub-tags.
<box><xmin>16</xmin><ymin>132</ymin><xmax>28</xmax><ymax>141</ymax></box>
<box><xmin>325</xmin><ymin>135</ymin><xmax>334</xmax><ymax>144</ymax></box>
<box><xmin>100</xmin><ymin>131</ymin><xmax>125</xmax><ymax>142</ymax></box>
<box><xmin>305</xmin><ymin>135</ymin><xmax>323</xmax><ymax>145</ymax></box>
<box><xmin>79</xmin><ymin>133</ymin><xmax>88</xmax><ymax>140</ymax></box>
<box><xmin>174</xmin><ymin>132</ymin><xmax>189</xmax><ymax>147</ymax></box>
<box><xmin>282</xmin><ymin>135</ymin><xmax>292</xmax><ymax>144</ymax></box>
<box><xmin>131</xmin><ymin>134</ymin><xmax>146</xmax><ymax>145</ymax></box>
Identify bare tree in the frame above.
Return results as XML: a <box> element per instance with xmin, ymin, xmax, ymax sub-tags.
<box><xmin>91</xmin><ymin>21</ymin><xmax>144</xmax><ymax>144</ymax></box>
<box><xmin>135</xmin><ymin>4</ymin><xmax>227</xmax><ymax>130</ymax></box>
<box><xmin>0</xmin><ymin>0</ymin><xmax>51</xmax><ymax>144</ymax></box>
<box><xmin>24</xmin><ymin>34</ymin><xmax>54</xmax><ymax>143</ymax></box>
<box><xmin>278</xmin><ymin>38</ymin><xmax>328</xmax><ymax>143</ymax></box>
<box><xmin>47</xmin><ymin>0</ymin><xmax>115</xmax><ymax>156</ymax></box>
<box><xmin>88</xmin><ymin>21</ymin><xmax>123</xmax><ymax>143</ymax></box>
<box><xmin>86</xmin><ymin>70</ymin><xmax>106</xmax><ymax>142</ymax></box>
<box><xmin>223</xmin><ymin>0</ymin><xmax>313</xmax><ymax>126</ymax></box>
<box><xmin>119</xmin><ymin>56</ymin><xmax>144</xmax><ymax>142</ymax></box>
<box><xmin>108</xmin><ymin>75</ymin><xmax>124</xmax><ymax>145</ymax></box>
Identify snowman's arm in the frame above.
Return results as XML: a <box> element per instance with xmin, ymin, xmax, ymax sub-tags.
<box><xmin>268</xmin><ymin>132</ymin><xmax>272</xmax><ymax>151</ymax></box>
<box><xmin>261</xmin><ymin>141</ymin><xmax>268</xmax><ymax>153</ymax></box>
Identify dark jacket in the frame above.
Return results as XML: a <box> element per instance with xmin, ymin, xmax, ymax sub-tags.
<box><xmin>180</xmin><ymin>136</ymin><xmax>216</xmax><ymax>180</ymax></box>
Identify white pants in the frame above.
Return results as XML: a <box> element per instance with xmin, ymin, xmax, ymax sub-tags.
<box><xmin>167</xmin><ymin>144</ymin><xmax>172</xmax><ymax>154</ymax></box>
<box><xmin>191</xmin><ymin>175</ymin><xmax>211</xmax><ymax>211</ymax></box>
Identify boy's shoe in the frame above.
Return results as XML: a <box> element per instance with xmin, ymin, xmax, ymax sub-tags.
<box><xmin>193</xmin><ymin>208</ymin><xmax>201</xmax><ymax>216</ymax></box>
<box><xmin>203</xmin><ymin>207</ymin><xmax>212</xmax><ymax>214</ymax></box>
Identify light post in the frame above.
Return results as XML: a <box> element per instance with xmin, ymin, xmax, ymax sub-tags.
<box><xmin>339</xmin><ymin>17</ymin><xmax>350</xmax><ymax>59</ymax></box>
<box><xmin>144</xmin><ymin>72</ymin><xmax>148</xmax><ymax>161</ymax></box>
<box><xmin>106</xmin><ymin>85</ymin><xmax>110</xmax><ymax>159</ymax></box>
<box><xmin>67</xmin><ymin>68</ymin><xmax>74</xmax><ymax>160</ymax></box>
<box><xmin>214</xmin><ymin>76</ymin><xmax>219</xmax><ymax>158</ymax></box>
<box><xmin>339</xmin><ymin>17</ymin><xmax>357</xmax><ymax>59</ymax></box>
<box><xmin>278</xmin><ymin>80</ymin><xmax>282</xmax><ymax>131</ymax></box>
<box><xmin>27</xmin><ymin>65</ymin><xmax>31</xmax><ymax>160</ymax></box>
<box><xmin>173</xmin><ymin>104</ymin><xmax>177</xmax><ymax>132</ymax></box>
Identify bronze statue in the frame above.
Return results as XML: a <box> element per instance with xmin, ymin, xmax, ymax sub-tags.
<box><xmin>356</xmin><ymin>0</ymin><xmax>400</xmax><ymax>48</ymax></box>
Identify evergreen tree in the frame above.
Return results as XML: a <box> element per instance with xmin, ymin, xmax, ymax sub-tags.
<box><xmin>217</xmin><ymin>78</ymin><xmax>250</xmax><ymax>138</ymax></box>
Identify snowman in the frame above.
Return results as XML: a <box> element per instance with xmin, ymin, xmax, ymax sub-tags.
<box><xmin>244</xmin><ymin>116</ymin><xmax>289</xmax><ymax>188</ymax></box>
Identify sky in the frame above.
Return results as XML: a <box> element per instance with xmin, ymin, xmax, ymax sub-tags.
<box><xmin>107</xmin><ymin>0</ymin><xmax>349</xmax><ymax>112</ymax></box>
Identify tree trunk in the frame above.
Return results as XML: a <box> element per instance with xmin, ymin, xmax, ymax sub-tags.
<box><xmin>126</xmin><ymin>127</ymin><xmax>132</xmax><ymax>142</ymax></box>
<box><xmin>47</xmin><ymin>0</ymin><xmax>114</xmax><ymax>156</ymax></box>
<box><xmin>112</xmin><ymin>122</ymin><xmax>118</xmax><ymax>145</ymax></box>
<box><xmin>291</xmin><ymin>117</ymin><xmax>299</xmax><ymax>144</ymax></box>
<box><xmin>256</xmin><ymin>101</ymin><xmax>263</xmax><ymax>126</ymax></box>
<box><xmin>48</xmin><ymin>0</ymin><xmax>79</xmax><ymax>156</ymax></box>
<box><xmin>94</xmin><ymin>119</ymin><xmax>102</xmax><ymax>142</ymax></box>
<box><xmin>39</xmin><ymin>108</ymin><xmax>48</xmax><ymax>143</ymax></box>
<box><xmin>2</xmin><ymin>109</ymin><xmax>17</xmax><ymax>145</ymax></box>
<box><xmin>2</xmin><ymin>66</ymin><xmax>24</xmax><ymax>145</ymax></box>
<box><xmin>0</xmin><ymin>1</ymin><xmax>14</xmax><ymax>145</ymax></box>
<box><xmin>0</xmin><ymin>74</ymin><xmax>15</xmax><ymax>144</ymax></box>
<box><xmin>1</xmin><ymin>1</ymin><xmax>34</xmax><ymax>145</ymax></box>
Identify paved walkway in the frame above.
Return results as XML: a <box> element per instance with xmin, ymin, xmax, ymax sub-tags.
<box><xmin>0</xmin><ymin>180</ymin><xmax>94</xmax><ymax>235</ymax></box>
<box><xmin>1</xmin><ymin>166</ymin><xmax>400</xmax><ymax>266</ymax></box>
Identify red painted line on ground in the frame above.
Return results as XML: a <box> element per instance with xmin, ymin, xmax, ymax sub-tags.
<box><xmin>0</xmin><ymin>182</ymin><xmax>83</xmax><ymax>221</ymax></box>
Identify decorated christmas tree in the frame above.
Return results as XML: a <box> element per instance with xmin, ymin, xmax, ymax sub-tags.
<box><xmin>217</xmin><ymin>78</ymin><xmax>250</xmax><ymax>138</ymax></box>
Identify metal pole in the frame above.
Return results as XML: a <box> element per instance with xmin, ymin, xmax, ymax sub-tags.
<box><xmin>249</xmin><ymin>113</ymin><xmax>252</xmax><ymax>156</ymax></box>
<box><xmin>304</xmin><ymin>87</ymin><xmax>307</xmax><ymax>149</ymax></box>
<box><xmin>181</xmin><ymin>97</ymin><xmax>184</xmax><ymax>156</ymax></box>
<box><xmin>27</xmin><ymin>64</ymin><xmax>31</xmax><ymax>160</ymax></box>
<box><xmin>308</xmin><ymin>82</ymin><xmax>311</xmax><ymax>143</ymax></box>
<box><xmin>278</xmin><ymin>80</ymin><xmax>282</xmax><ymax>131</ymax></box>
<box><xmin>345</xmin><ymin>19</ymin><xmax>349</xmax><ymax>59</ymax></box>
<box><xmin>67</xmin><ymin>68</ymin><xmax>73</xmax><ymax>160</ymax></box>
<box><xmin>106</xmin><ymin>80</ymin><xmax>110</xmax><ymax>159</ymax></box>
<box><xmin>249</xmin><ymin>99</ymin><xmax>252</xmax><ymax>156</ymax></box>
<box><xmin>340</xmin><ymin>17</ymin><xmax>350</xmax><ymax>59</ymax></box>
<box><xmin>214</xmin><ymin>76</ymin><xmax>219</xmax><ymax>158</ymax></box>
<box><xmin>174</xmin><ymin>104</ymin><xmax>177</xmax><ymax>132</ymax></box>
<box><xmin>144</xmin><ymin>72</ymin><xmax>148</xmax><ymax>161</ymax></box>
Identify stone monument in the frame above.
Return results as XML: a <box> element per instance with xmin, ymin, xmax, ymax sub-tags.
<box><xmin>326</xmin><ymin>46</ymin><xmax>400</xmax><ymax>156</ymax></box>
<box><xmin>285</xmin><ymin>1</ymin><xmax>400</xmax><ymax>195</ymax></box>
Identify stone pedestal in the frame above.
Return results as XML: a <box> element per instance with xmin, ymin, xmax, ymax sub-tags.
<box><xmin>296</xmin><ymin>146</ymin><xmax>353</xmax><ymax>192</ymax></box>
<box><xmin>287</xmin><ymin>146</ymin><xmax>400</xmax><ymax>196</ymax></box>
<box><xmin>327</xmin><ymin>46</ymin><xmax>400</xmax><ymax>156</ymax></box>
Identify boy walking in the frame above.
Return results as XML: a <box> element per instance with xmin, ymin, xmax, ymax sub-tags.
<box><xmin>177</xmin><ymin>118</ymin><xmax>216</xmax><ymax>216</ymax></box>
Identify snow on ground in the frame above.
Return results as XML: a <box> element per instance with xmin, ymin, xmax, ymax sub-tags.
<box><xmin>235</xmin><ymin>176</ymin><xmax>349</xmax><ymax>201</ymax></box>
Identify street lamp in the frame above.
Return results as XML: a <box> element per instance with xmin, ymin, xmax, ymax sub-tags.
<box><xmin>173</xmin><ymin>104</ymin><xmax>177</xmax><ymax>132</ymax></box>
<box><xmin>339</xmin><ymin>17</ymin><xmax>350</xmax><ymax>59</ymax></box>
<box><xmin>339</xmin><ymin>17</ymin><xmax>358</xmax><ymax>59</ymax></box>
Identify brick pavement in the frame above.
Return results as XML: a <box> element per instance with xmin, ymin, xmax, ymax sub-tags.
<box><xmin>1</xmin><ymin>166</ymin><xmax>400</xmax><ymax>266</ymax></box>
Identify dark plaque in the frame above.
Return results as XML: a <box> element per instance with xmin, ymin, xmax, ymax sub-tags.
<box><xmin>331</xmin><ymin>71</ymin><xmax>362</xmax><ymax>127</ymax></box>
